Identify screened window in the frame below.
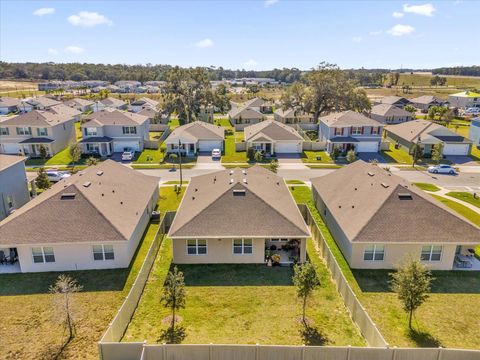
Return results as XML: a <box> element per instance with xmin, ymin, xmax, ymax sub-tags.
<box><xmin>363</xmin><ymin>245</ymin><xmax>385</xmax><ymax>261</ymax></box>
<box><xmin>233</xmin><ymin>239</ymin><xmax>253</xmax><ymax>254</ymax></box>
<box><xmin>122</xmin><ymin>126</ymin><xmax>137</xmax><ymax>134</ymax></box>
<box><xmin>93</xmin><ymin>245</ymin><xmax>114</xmax><ymax>261</ymax></box>
<box><xmin>421</xmin><ymin>245</ymin><xmax>442</xmax><ymax>261</ymax></box>
<box><xmin>32</xmin><ymin>247</ymin><xmax>55</xmax><ymax>263</ymax></box>
<box><xmin>187</xmin><ymin>239</ymin><xmax>207</xmax><ymax>255</ymax></box>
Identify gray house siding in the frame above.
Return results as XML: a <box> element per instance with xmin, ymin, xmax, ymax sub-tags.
<box><xmin>0</xmin><ymin>160</ymin><xmax>30</xmax><ymax>220</ymax></box>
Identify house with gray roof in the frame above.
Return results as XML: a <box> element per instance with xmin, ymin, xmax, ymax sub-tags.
<box><xmin>228</xmin><ymin>106</ymin><xmax>265</xmax><ymax>130</ymax></box>
<box><xmin>80</xmin><ymin>109</ymin><xmax>150</xmax><ymax>156</ymax></box>
<box><xmin>311</xmin><ymin>160</ymin><xmax>480</xmax><ymax>270</ymax></box>
<box><xmin>370</xmin><ymin>104</ymin><xmax>414</xmax><ymax>124</ymax></box>
<box><xmin>130</xmin><ymin>97</ymin><xmax>159</xmax><ymax>113</ymax></box>
<box><xmin>164</xmin><ymin>121</ymin><xmax>224</xmax><ymax>156</ymax></box>
<box><xmin>0</xmin><ymin>155</ymin><xmax>29</xmax><ymax>221</ymax></box>
<box><xmin>385</xmin><ymin>120</ymin><xmax>472</xmax><ymax>156</ymax></box>
<box><xmin>244</xmin><ymin>120</ymin><xmax>304</xmax><ymax>154</ymax></box>
<box><xmin>0</xmin><ymin>97</ymin><xmax>22</xmax><ymax>115</ymax></box>
<box><xmin>93</xmin><ymin>97</ymin><xmax>128</xmax><ymax>112</ymax></box>
<box><xmin>23</xmin><ymin>96</ymin><xmax>62</xmax><ymax>110</ymax></box>
<box><xmin>374</xmin><ymin>96</ymin><xmax>412</xmax><ymax>109</ymax></box>
<box><xmin>0</xmin><ymin>160</ymin><xmax>159</xmax><ymax>273</ymax></box>
<box><xmin>64</xmin><ymin>98</ymin><xmax>95</xmax><ymax>113</ymax></box>
<box><xmin>0</xmin><ymin>106</ymin><xmax>80</xmax><ymax>158</ymax></box>
<box><xmin>274</xmin><ymin>108</ymin><xmax>316</xmax><ymax>129</ymax></box>
<box><xmin>169</xmin><ymin>166</ymin><xmax>310</xmax><ymax>265</ymax></box>
<box><xmin>410</xmin><ymin>95</ymin><xmax>445</xmax><ymax>112</ymax></box>
<box><xmin>318</xmin><ymin>110</ymin><xmax>383</xmax><ymax>154</ymax></box>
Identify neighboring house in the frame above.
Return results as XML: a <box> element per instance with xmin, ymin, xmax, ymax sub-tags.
<box><xmin>242</xmin><ymin>97</ymin><xmax>273</xmax><ymax>113</ymax></box>
<box><xmin>164</xmin><ymin>121</ymin><xmax>224</xmax><ymax>156</ymax></box>
<box><xmin>130</xmin><ymin>97</ymin><xmax>159</xmax><ymax>113</ymax></box>
<box><xmin>228</xmin><ymin>106</ymin><xmax>264</xmax><ymax>130</ymax></box>
<box><xmin>0</xmin><ymin>160</ymin><xmax>159</xmax><ymax>273</ymax></box>
<box><xmin>80</xmin><ymin>110</ymin><xmax>150</xmax><ymax>156</ymax></box>
<box><xmin>0</xmin><ymin>108</ymin><xmax>78</xmax><ymax>157</ymax></box>
<box><xmin>22</xmin><ymin>96</ymin><xmax>61</xmax><ymax>110</ymax></box>
<box><xmin>385</xmin><ymin>120</ymin><xmax>472</xmax><ymax>156</ymax></box>
<box><xmin>375</xmin><ymin>96</ymin><xmax>412</xmax><ymax>109</ymax></box>
<box><xmin>0</xmin><ymin>155</ymin><xmax>30</xmax><ymax>221</ymax></box>
<box><xmin>64</xmin><ymin>98</ymin><xmax>95</xmax><ymax>113</ymax></box>
<box><xmin>0</xmin><ymin>97</ymin><xmax>21</xmax><ymax>114</ymax></box>
<box><xmin>168</xmin><ymin>166</ymin><xmax>310</xmax><ymax>265</ymax></box>
<box><xmin>370</xmin><ymin>104</ymin><xmax>414</xmax><ymax>124</ymax></box>
<box><xmin>93</xmin><ymin>97</ymin><xmax>128</xmax><ymax>112</ymax></box>
<box><xmin>410</xmin><ymin>95</ymin><xmax>445</xmax><ymax>112</ymax></box>
<box><xmin>274</xmin><ymin>108</ymin><xmax>316</xmax><ymax>129</ymax></box>
<box><xmin>244</xmin><ymin>120</ymin><xmax>304</xmax><ymax>154</ymax></box>
<box><xmin>469</xmin><ymin>117</ymin><xmax>480</xmax><ymax>148</ymax></box>
<box><xmin>318</xmin><ymin>111</ymin><xmax>383</xmax><ymax>154</ymax></box>
<box><xmin>311</xmin><ymin>160</ymin><xmax>480</xmax><ymax>270</ymax></box>
<box><xmin>138</xmin><ymin>107</ymin><xmax>169</xmax><ymax>124</ymax></box>
<box><xmin>448</xmin><ymin>91</ymin><xmax>480</xmax><ymax>109</ymax></box>
<box><xmin>198</xmin><ymin>106</ymin><xmax>214</xmax><ymax>123</ymax></box>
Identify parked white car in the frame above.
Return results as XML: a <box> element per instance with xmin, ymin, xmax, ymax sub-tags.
<box><xmin>464</xmin><ymin>107</ymin><xmax>480</xmax><ymax>115</ymax></box>
<box><xmin>427</xmin><ymin>164</ymin><xmax>457</xmax><ymax>175</ymax></box>
<box><xmin>211</xmin><ymin>148</ymin><xmax>221</xmax><ymax>159</ymax></box>
<box><xmin>121</xmin><ymin>148</ymin><xmax>135</xmax><ymax>161</ymax></box>
<box><xmin>46</xmin><ymin>170</ymin><xmax>71</xmax><ymax>182</ymax></box>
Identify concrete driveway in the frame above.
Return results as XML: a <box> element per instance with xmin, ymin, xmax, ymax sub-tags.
<box><xmin>195</xmin><ymin>152</ymin><xmax>223</xmax><ymax>169</ymax></box>
<box><xmin>444</xmin><ymin>155</ymin><xmax>478</xmax><ymax>166</ymax></box>
<box><xmin>275</xmin><ymin>153</ymin><xmax>307</xmax><ymax>170</ymax></box>
<box><xmin>357</xmin><ymin>153</ymin><xmax>388</xmax><ymax>164</ymax></box>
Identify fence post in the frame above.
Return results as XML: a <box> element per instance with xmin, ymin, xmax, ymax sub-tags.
<box><xmin>255</xmin><ymin>343</ymin><xmax>259</xmax><ymax>360</ymax></box>
<box><xmin>437</xmin><ymin>347</ymin><xmax>443</xmax><ymax>360</ymax></box>
<box><xmin>209</xmin><ymin>343</ymin><xmax>213</xmax><ymax>360</ymax></box>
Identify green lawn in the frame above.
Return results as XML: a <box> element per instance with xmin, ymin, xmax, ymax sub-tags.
<box><xmin>75</xmin><ymin>122</ymin><xmax>82</xmax><ymax>140</ymax></box>
<box><xmin>235</xmin><ymin>131</ymin><xmax>244</xmax><ymax>142</ymax></box>
<box><xmin>381</xmin><ymin>144</ymin><xmax>413</xmax><ymax>164</ymax></box>
<box><xmin>149</xmin><ymin>131</ymin><xmax>163</xmax><ymax>141</ymax></box>
<box><xmin>134</xmin><ymin>146</ymin><xmax>165</xmax><ymax>164</ymax></box>
<box><xmin>25</xmin><ymin>146</ymin><xmax>89</xmax><ymax>166</ymax></box>
<box><xmin>168</xmin><ymin>118</ymin><xmax>180</xmax><ymax>129</ymax></box>
<box><xmin>431</xmin><ymin>195</ymin><xmax>480</xmax><ymax>226</ymax></box>
<box><xmin>158</xmin><ymin>186</ymin><xmax>185</xmax><ymax>214</ymax></box>
<box><xmin>413</xmin><ymin>183</ymin><xmax>441</xmax><ymax>192</ymax></box>
<box><xmin>286</xmin><ymin>180</ymin><xmax>305</xmax><ymax>185</ymax></box>
<box><xmin>445</xmin><ymin>192</ymin><xmax>480</xmax><ymax>209</ymax></box>
<box><xmin>301</xmin><ymin>151</ymin><xmax>334</xmax><ymax>163</ymax></box>
<box><xmin>220</xmin><ymin>118</ymin><xmax>247</xmax><ymax>163</ymax></box>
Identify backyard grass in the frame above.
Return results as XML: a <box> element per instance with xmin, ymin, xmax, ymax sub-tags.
<box><xmin>413</xmin><ymin>183</ymin><xmax>441</xmax><ymax>192</ymax></box>
<box><xmin>286</xmin><ymin>180</ymin><xmax>305</xmax><ymax>185</ymax></box>
<box><xmin>149</xmin><ymin>131</ymin><xmax>163</xmax><ymax>141</ymax></box>
<box><xmin>445</xmin><ymin>192</ymin><xmax>480</xmax><ymax>209</ymax></box>
<box><xmin>431</xmin><ymin>195</ymin><xmax>480</xmax><ymax>226</ymax></box>
<box><xmin>381</xmin><ymin>144</ymin><xmax>413</xmax><ymax>164</ymax></box>
<box><xmin>25</xmin><ymin>146</ymin><xmax>89</xmax><ymax>166</ymax></box>
<box><xmin>158</xmin><ymin>186</ymin><xmax>185</xmax><ymax>214</ymax></box>
<box><xmin>301</xmin><ymin>151</ymin><xmax>333</xmax><ymax>163</ymax></box>
<box><xmin>222</xmin><ymin>131</ymin><xmax>247</xmax><ymax>163</ymax></box>
<box><xmin>168</xmin><ymin>118</ymin><xmax>180</xmax><ymax>129</ymax></box>
<box><xmin>75</xmin><ymin>122</ymin><xmax>82</xmax><ymax>140</ymax></box>
<box><xmin>235</xmin><ymin>131</ymin><xmax>244</xmax><ymax>142</ymax></box>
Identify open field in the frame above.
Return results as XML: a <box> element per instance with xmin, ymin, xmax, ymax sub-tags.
<box><xmin>398</xmin><ymin>73</ymin><xmax>480</xmax><ymax>88</ymax></box>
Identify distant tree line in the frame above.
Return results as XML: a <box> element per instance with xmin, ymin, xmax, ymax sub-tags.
<box><xmin>432</xmin><ymin>66</ymin><xmax>480</xmax><ymax>77</ymax></box>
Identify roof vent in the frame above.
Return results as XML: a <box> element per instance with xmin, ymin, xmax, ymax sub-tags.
<box><xmin>213</xmin><ymin>176</ymin><xmax>216</xmax><ymax>183</ymax></box>
<box><xmin>354</xmin><ymin>187</ymin><xmax>357</xmax><ymax>191</ymax></box>
<box><xmin>229</xmin><ymin>170</ymin><xmax>234</xmax><ymax>175</ymax></box>
<box><xmin>60</xmin><ymin>193</ymin><xmax>76</xmax><ymax>200</ymax></box>
<box><xmin>120</xmin><ymin>201</ymin><xmax>123</xmax><ymax>205</ymax></box>
<box><xmin>338</xmin><ymin>205</ymin><xmax>342</xmax><ymax>208</ymax></box>
<box><xmin>83</xmin><ymin>181</ymin><xmax>91</xmax><ymax>188</ymax></box>
<box><xmin>192</xmin><ymin>196</ymin><xmax>195</xmax><ymax>200</ymax></box>
<box><xmin>398</xmin><ymin>192</ymin><xmax>413</xmax><ymax>200</ymax></box>
<box><xmin>242</xmin><ymin>170</ymin><xmax>247</xmax><ymax>175</ymax></box>
<box><xmin>230</xmin><ymin>178</ymin><xmax>234</xmax><ymax>184</ymax></box>
<box><xmin>368</xmin><ymin>171</ymin><xmax>375</xmax><ymax>177</ymax></box>
<box><xmin>243</xmin><ymin>179</ymin><xmax>247</xmax><ymax>184</ymax></box>
<box><xmin>381</xmin><ymin>183</ymin><xmax>389</xmax><ymax>188</ymax></box>
<box><xmin>97</xmin><ymin>171</ymin><xmax>104</xmax><ymax>176</ymax></box>
<box><xmin>233</xmin><ymin>189</ymin><xmax>246</xmax><ymax>196</ymax></box>
<box><xmin>352</xmin><ymin>205</ymin><xmax>355</xmax><ymax>208</ymax></box>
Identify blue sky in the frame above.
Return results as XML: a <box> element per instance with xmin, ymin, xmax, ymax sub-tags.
<box><xmin>0</xmin><ymin>0</ymin><xmax>478</xmax><ymax>70</ymax></box>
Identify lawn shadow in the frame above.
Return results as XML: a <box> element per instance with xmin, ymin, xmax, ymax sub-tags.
<box><xmin>300</xmin><ymin>324</ymin><xmax>329</xmax><ymax>346</ymax></box>
<box><xmin>407</xmin><ymin>328</ymin><xmax>442</xmax><ymax>348</ymax></box>
<box><xmin>172</xmin><ymin>264</ymin><xmax>293</xmax><ymax>286</ymax></box>
<box><xmin>157</xmin><ymin>325</ymin><xmax>187</xmax><ymax>344</ymax></box>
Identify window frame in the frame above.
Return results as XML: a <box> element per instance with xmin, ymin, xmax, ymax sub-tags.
<box><xmin>37</xmin><ymin>127</ymin><xmax>48</xmax><ymax>136</ymax></box>
<box><xmin>420</xmin><ymin>245</ymin><xmax>442</xmax><ymax>262</ymax></box>
<box><xmin>233</xmin><ymin>238</ymin><xmax>253</xmax><ymax>255</ymax></box>
<box><xmin>93</xmin><ymin>244</ymin><xmax>115</xmax><ymax>261</ymax></box>
<box><xmin>0</xmin><ymin>127</ymin><xmax>9</xmax><ymax>135</ymax></box>
<box><xmin>32</xmin><ymin>246</ymin><xmax>55</xmax><ymax>264</ymax></box>
<box><xmin>186</xmin><ymin>239</ymin><xmax>208</xmax><ymax>255</ymax></box>
<box><xmin>16</xmin><ymin>126</ymin><xmax>31</xmax><ymax>136</ymax></box>
<box><xmin>351</xmin><ymin>126</ymin><xmax>363</xmax><ymax>135</ymax></box>
<box><xmin>122</xmin><ymin>126</ymin><xmax>137</xmax><ymax>135</ymax></box>
<box><xmin>85</xmin><ymin>127</ymin><xmax>98</xmax><ymax>136</ymax></box>
<box><xmin>363</xmin><ymin>244</ymin><xmax>385</xmax><ymax>262</ymax></box>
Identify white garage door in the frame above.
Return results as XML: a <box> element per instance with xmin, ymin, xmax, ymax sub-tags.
<box><xmin>0</xmin><ymin>143</ymin><xmax>19</xmax><ymax>154</ymax></box>
<box><xmin>356</xmin><ymin>142</ymin><xmax>379</xmax><ymax>153</ymax></box>
<box><xmin>275</xmin><ymin>142</ymin><xmax>302</xmax><ymax>153</ymax></box>
<box><xmin>198</xmin><ymin>140</ymin><xmax>223</xmax><ymax>151</ymax></box>
<box><xmin>443</xmin><ymin>143</ymin><xmax>470</xmax><ymax>156</ymax></box>
<box><xmin>113</xmin><ymin>141</ymin><xmax>140</xmax><ymax>152</ymax></box>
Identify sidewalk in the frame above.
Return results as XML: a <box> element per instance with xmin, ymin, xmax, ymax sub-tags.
<box><xmin>426</xmin><ymin>187</ymin><xmax>480</xmax><ymax>214</ymax></box>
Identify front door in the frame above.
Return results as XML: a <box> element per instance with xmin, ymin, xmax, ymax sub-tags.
<box><xmin>189</xmin><ymin>144</ymin><xmax>195</xmax><ymax>154</ymax></box>
<box><xmin>265</xmin><ymin>143</ymin><xmax>271</xmax><ymax>154</ymax></box>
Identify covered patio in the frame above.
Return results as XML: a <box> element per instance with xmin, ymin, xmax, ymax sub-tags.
<box><xmin>166</xmin><ymin>142</ymin><xmax>197</xmax><ymax>156</ymax></box>
<box><xmin>80</xmin><ymin>136</ymin><xmax>113</xmax><ymax>157</ymax></box>
<box><xmin>453</xmin><ymin>246</ymin><xmax>480</xmax><ymax>270</ymax></box>
<box><xmin>0</xmin><ymin>247</ymin><xmax>20</xmax><ymax>273</ymax></box>
<box><xmin>264</xmin><ymin>238</ymin><xmax>305</xmax><ymax>266</ymax></box>
<box><xmin>19</xmin><ymin>138</ymin><xmax>54</xmax><ymax>158</ymax></box>
<box><xmin>327</xmin><ymin>136</ymin><xmax>358</xmax><ymax>155</ymax></box>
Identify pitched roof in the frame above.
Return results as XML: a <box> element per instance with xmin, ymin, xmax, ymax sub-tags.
<box><xmin>83</xmin><ymin>109</ymin><xmax>149</xmax><ymax>126</ymax></box>
<box><xmin>319</xmin><ymin>110</ymin><xmax>382</xmax><ymax>127</ymax></box>
<box><xmin>385</xmin><ymin>120</ymin><xmax>470</xmax><ymax>143</ymax></box>
<box><xmin>166</xmin><ymin>121</ymin><xmax>224</xmax><ymax>141</ymax></box>
<box><xmin>48</xmin><ymin>104</ymin><xmax>82</xmax><ymax>119</ymax></box>
<box><xmin>25</xmin><ymin>96</ymin><xmax>61</xmax><ymax>108</ymax></box>
<box><xmin>379</xmin><ymin>96</ymin><xmax>411</xmax><ymax>105</ymax></box>
<box><xmin>274</xmin><ymin>108</ymin><xmax>313</xmax><ymax>119</ymax></box>
<box><xmin>410</xmin><ymin>95</ymin><xmax>443</xmax><ymax>105</ymax></box>
<box><xmin>169</xmin><ymin>166</ymin><xmax>310</xmax><ymax>238</ymax></box>
<box><xmin>311</xmin><ymin>160</ymin><xmax>480</xmax><ymax>244</ymax></box>
<box><xmin>243</xmin><ymin>97</ymin><xmax>267</xmax><ymax>108</ymax></box>
<box><xmin>99</xmin><ymin>97</ymin><xmax>127</xmax><ymax>107</ymax></box>
<box><xmin>0</xmin><ymin>154</ymin><xmax>26</xmax><ymax>172</ymax></box>
<box><xmin>138</xmin><ymin>107</ymin><xmax>159</xmax><ymax>118</ymax></box>
<box><xmin>371</xmin><ymin>104</ymin><xmax>412</xmax><ymax>117</ymax></box>
<box><xmin>64</xmin><ymin>98</ymin><xmax>95</xmax><ymax>107</ymax></box>
<box><xmin>130</xmin><ymin>97</ymin><xmax>159</xmax><ymax>107</ymax></box>
<box><xmin>0</xmin><ymin>108</ymin><xmax>78</xmax><ymax>127</ymax></box>
<box><xmin>228</xmin><ymin>106</ymin><xmax>264</xmax><ymax>120</ymax></box>
<box><xmin>0</xmin><ymin>97</ymin><xmax>21</xmax><ymax>108</ymax></box>
<box><xmin>0</xmin><ymin>160</ymin><xmax>159</xmax><ymax>245</ymax></box>
<box><xmin>244</xmin><ymin>120</ymin><xmax>304</xmax><ymax>141</ymax></box>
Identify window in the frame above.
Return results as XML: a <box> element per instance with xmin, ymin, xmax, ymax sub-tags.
<box><xmin>371</xmin><ymin>126</ymin><xmax>380</xmax><ymax>135</ymax></box>
<box><xmin>421</xmin><ymin>245</ymin><xmax>442</xmax><ymax>261</ymax></box>
<box><xmin>122</xmin><ymin>126</ymin><xmax>137</xmax><ymax>134</ymax></box>
<box><xmin>16</xmin><ymin>126</ymin><xmax>31</xmax><ymax>135</ymax></box>
<box><xmin>270</xmin><ymin>238</ymin><xmax>288</xmax><ymax>243</ymax></box>
<box><xmin>334</xmin><ymin>127</ymin><xmax>343</xmax><ymax>136</ymax></box>
<box><xmin>86</xmin><ymin>143</ymin><xmax>100</xmax><ymax>153</ymax></box>
<box><xmin>351</xmin><ymin>126</ymin><xmax>363</xmax><ymax>135</ymax></box>
<box><xmin>0</xmin><ymin>127</ymin><xmax>9</xmax><ymax>135</ymax></box>
<box><xmin>37</xmin><ymin>128</ymin><xmax>48</xmax><ymax>136</ymax></box>
<box><xmin>187</xmin><ymin>239</ymin><xmax>207</xmax><ymax>255</ymax></box>
<box><xmin>6</xmin><ymin>195</ymin><xmax>14</xmax><ymax>209</ymax></box>
<box><xmin>363</xmin><ymin>245</ymin><xmax>385</xmax><ymax>261</ymax></box>
<box><xmin>233</xmin><ymin>239</ymin><xmax>253</xmax><ymax>254</ymax></box>
<box><xmin>93</xmin><ymin>245</ymin><xmax>115</xmax><ymax>261</ymax></box>
<box><xmin>85</xmin><ymin>127</ymin><xmax>97</xmax><ymax>136</ymax></box>
<box><xmin>32</xmin><ymin>247</ymin><xmax>55</xmax><ymax>263</ymax></box>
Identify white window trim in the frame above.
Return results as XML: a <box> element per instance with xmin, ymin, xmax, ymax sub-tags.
<box><xmin>232</xmin><ymin>238</ymin><xmax>253</xmax><ymax>255</ymax></box>
<box><xmin>93</xmin><ymin>244</ymin><xmax>115</xmax><ymax>261</ymax></box>
<box><xmin>186</xmin><ymin>239</ymin><xmax>208</xmax><ymax>255</ymax></box>
<box><xmin>420</xmin><ymin>245</ymin><xmax>443</xmax><ymax>262</ymax></box>
<box><xmin>32</xmin><ymin>247</ymin><xmax>55</xmax><ymax>264</ymax></box>
<box><xmin>351</xmin><ymin>126</ymin><xmax>362</xmax><ymax>135</ymax></box>
<box><xmin>363</xmin><ymin>244</ymin><xmax>385</xmax><ymax>262</ymax></box>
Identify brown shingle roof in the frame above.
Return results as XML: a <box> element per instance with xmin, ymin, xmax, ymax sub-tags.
<box><xmin>0</xmin><ymin>154</ymin><xmax>26</xmax><ymax>172</ymax></box>
<box><xmin>319</xmin><ymin>110</ymin><xmax>382</xmax><ymax>127</ymax></box>
<box><xmin>100</xmin><ymin>97</ymin><xmax>127</xmax><ymax>107</ymax></box>
<box><xmin>228</xmin><ymin>106</ymin><xmax>264</xmax><ymax>120</ymax></box>
<box><xmin>385</xmin><ymin>120</ymin><xmax>448</xmax><ymax>143</ymax></box>
<box><xmin>83</xmin><ymin>109</ymin><xmax>149</xmax><ymax>126</ymax></box>
<box><xmin>166</xmin><ymin>121</ymin><xmax>224</xmax><ymax>141</ymax></box>
<box><xmin>371</xmin><ymin>104</ymin><xmax>412</xmax><ymax>117</ymax></box>
<box><xmin>64</xmin><ymin>98</ymin><xmax>95</xmax><ymax>107</ymax></box>
<box><xmin>169</xmin><ymin>166</ymin><xmax>310</xmax><ymax>238</ymax></box>
<box><xmin>311</xmin><ymin>161</ymin><xmax>480</xmax><ymax>244</ymax></box>
<box><xmin>0</xmin><ymin>97</ymin><xmax>21</xmax><ymax>108</ymax></box>
<box><xmin>244</xmin><ymin>120</ymin><xmax>304</xmax><ymax>141</ymax></box>
<box><xmin>410</xmin><ymin>95</ymin><xmax>442</xmax><ymax>105</ymax></box>
<box><xmin>26</xmin><ymin>96</ymin><xmax>61</xmax><ymax>108</ymax></box>
<box><xmin>1</xmin><ymin>108</ymin><xmax>78</xmax><ymax>127</ymax></box>
<box><xmin>0</xmin><ymin>160</ymin><xmax>159</xmax><ymax>245</ymax></box>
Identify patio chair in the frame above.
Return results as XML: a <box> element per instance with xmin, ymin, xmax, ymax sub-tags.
<box><xmin>0</xmin><ymin>251</ymin><xmax>6</xmax><ymax>265</ymax></box>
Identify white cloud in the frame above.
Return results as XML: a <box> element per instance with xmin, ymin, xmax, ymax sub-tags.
<box><xmin>392</xmin><ymin>11</ymin><xmax>404</xmax><ymax>18</ymax></box>
<box><xmin>403</xmin><ymin>3</ymin><xmax>436</xmax><ymax>16</ymax></box>
<box><xmin>47</xmin><ymin>48</ymin><xmax>58</xmax><ymax>55</ymax></box>
<box><xmin>67</xmin><ymin>11</ymin><xmax>113</xmax><ymax>27</ymax></box>
<box><xmin>244</xmin><ymin>59</ymin><xmax>258</xmax><ymax>69</ymax></box>
<box><xmin>387</xmin><ymin>24</ymin><xmax>415</xmax><ymax>36</ymax></box>
<box><xmin>264</xmin><ymin>0</ymin><xmax>278</xmax><ymax>7</ymax></box>
<box><xmin>195</xmin><ymin>38</ymin><xmax>214</xmax><ymax>48</ymax></box>
<box><xmin>352</xmin><ymin>36</ymin><xmax>362</xmax><ymax>43</ymax></box>
<box><xmin>64</xmin><ymin>46</ymin><xmax>85</xmax><ymax>54</ymax></box>
<box><xmin>369</xmin><ymin>30</ymin><xmax>383</xmax><ymax>36</ymax></box>
<box><xmin>33</xmin><ymin>7</ymin><xmax>55</xmax><ymax>16</ymax></box>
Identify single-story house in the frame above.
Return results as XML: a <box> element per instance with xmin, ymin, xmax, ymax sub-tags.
<box><xmin>410</xmin><ymin>95</ymin><xmax>445</xmax><ymax>112</ymax></box>
<box><xmin>23</xmin><ymin>96</ymin><xmax>62</xmax><ymax>110</ymax></box>
<box><xmin>385</xmin><ymin>120</ymin><xmax>472</xmax><ymax>156</ymax></box>
<box><xmin>228</xmin><ymin>106</ymin><xmax>265</xmax><ymax>130</ymax></box>
<box><xmin>274</xmin><ymin>108</ymin><xmax>316</xmax><ymax>129</ymax></box>
<box><xmin>164</xmin><ymin>121</ymin><xmax>224</xmax><ymax>156</ymax></box>
<box><xmin>311</xmin><ymin>160</ymin><xmax>480</xmax><ymax>270</ymax></box>
<box><xmin>244</xmin><ymin>120</ymin><xmax>304</xmax><ymax>154</ymax></box>
<box><xmin>0</xmin><ymin>160</ymin><xmax>159</xmax><ymax>273</ymax></box>
<box><xmin>0</xmin><ymin>155</ymin><xmax>30</xmax><ymax>221</ymax></box>
<box><xmin>93</xmin><ymin>97</ymin><xmax>128</xmax><ymax>112</ymax></box>
<box><xmin>469</xmin><ymin>117</ymin><xmax>480</xmax><ymax>148</ymax></box>
<box><xmin>242</xmin><ymin>97</ymin><xmax>273</xmax><ymax>114</ymax></box>
<box><xmin>64</xmin><ymin>98</ymin><xmax>95</xmax><ymax>113</ymax></box>
<box><xmin>370</xmin><ymin>104</ymin><xmax>414</xmax><ymax>124</ymax></box>
<box><xmin>448</xmin><ymin>91</ymin><xmax>480</xmax><ymax>109</ymax></box>
<box><xmin>130</xmin><ymin>97</ymin><xmax>159</xmax><ymax>113</ymax></box>
<box><xmin>0</xmin><ymin>97</ymin><xmax>21</xmax><ymax>115</ymax></box>
<box><xmin>375</xmin><ymin>96</ymin><xmax>412</xmax><ymax>109</ymax></box>
<box><xmin>169</xmin><ymin>166</ymin><xmax>310</xmax><ymax>264</ymax></box>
